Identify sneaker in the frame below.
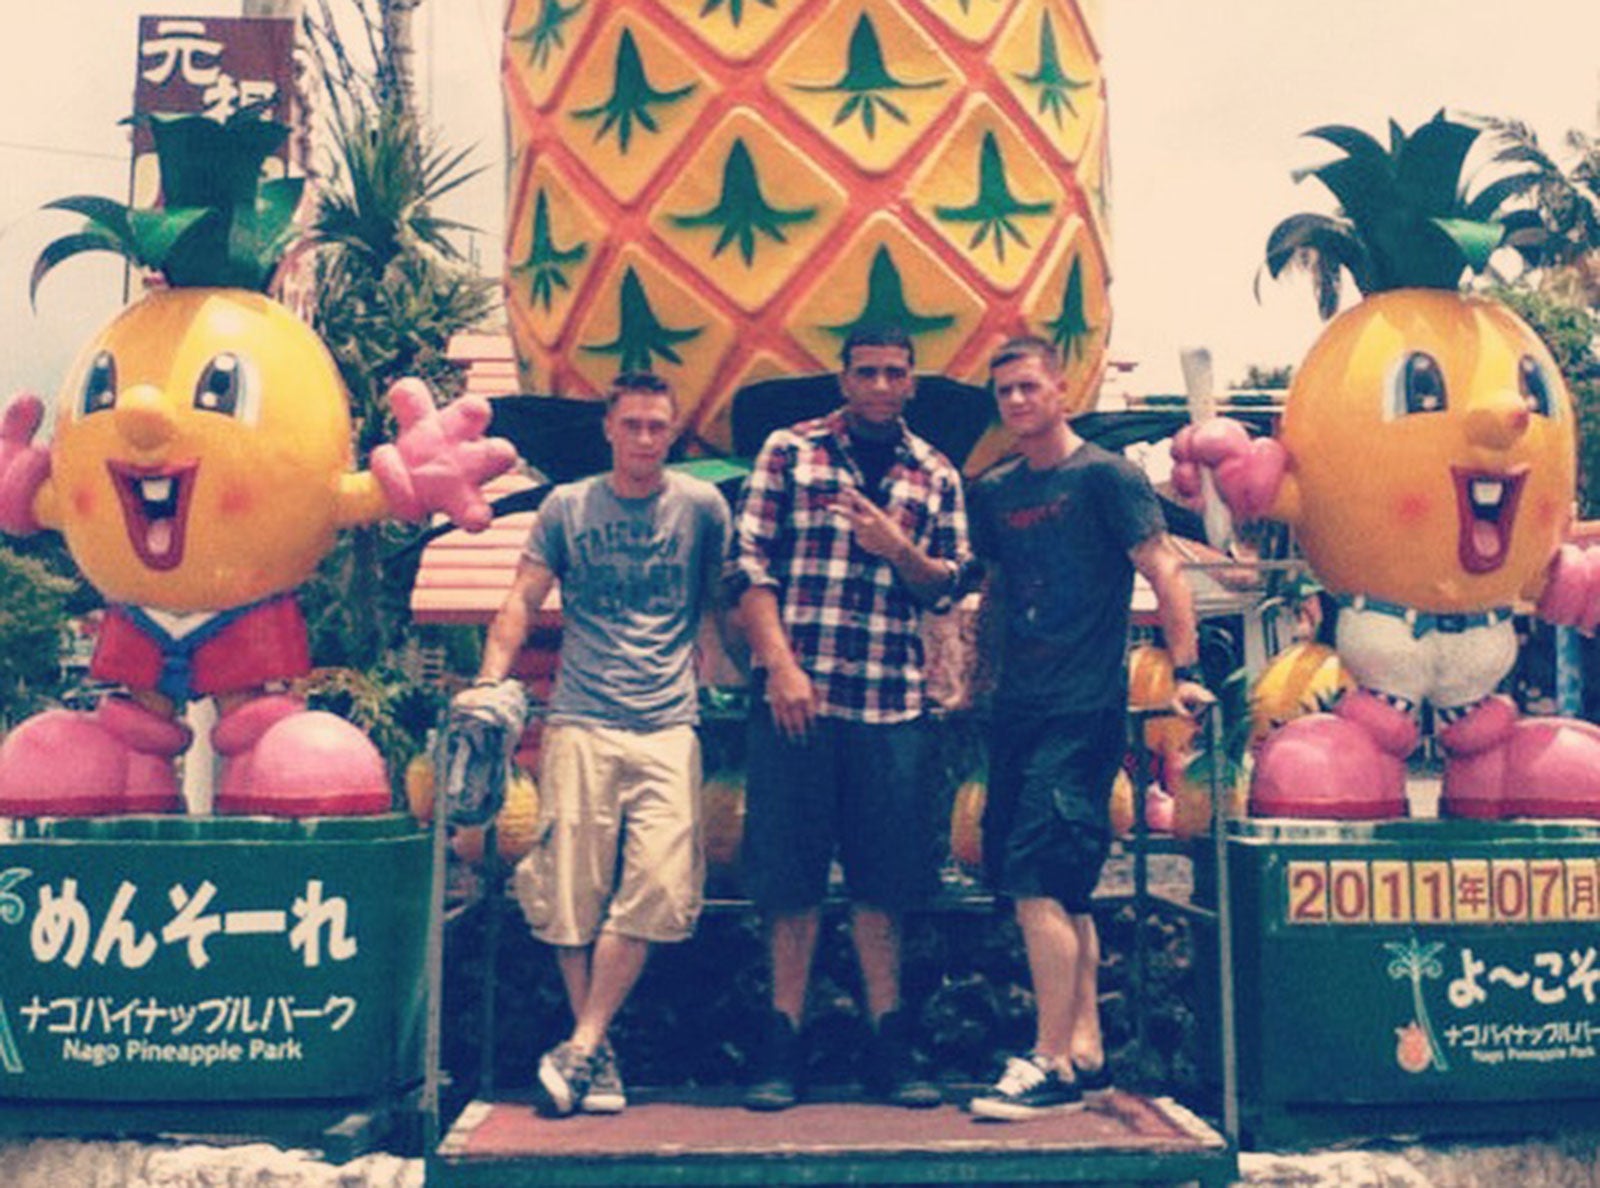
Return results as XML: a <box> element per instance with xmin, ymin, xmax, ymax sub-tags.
<box><xmin>968</xmin><ymin>1053</ymin><xmax>1084</xmax><ymax>1121</ymax></box>
<box><xmin>534</xmin><ymin>1040</ymin><xmax>593</xmax><ymax>1118</ymax></box>
<box><xmin>743</xmin><ymin>1011</ymin><xmax>803</xmax><ymax>1112</ymax></box>
<box><xmin>865</xmin><ymin>1009</ymin><xmax>942</xmax><ymax>1108</ymax></box>
<box><xmin>580</xmin><ymin>1040</ymin><xmax>627</xmax><ymax>1114</ymax></box>
<box><xmin>1073</xmin><ymin>1059</ymin><xmax>1114</xmax><ymax>1101</ymax></box>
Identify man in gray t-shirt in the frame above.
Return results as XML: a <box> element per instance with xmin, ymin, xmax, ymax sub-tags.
<box><xmin>466</xmin><ymin>373</ymin><xmax>732</xmax><ymax>1118</ymax></box>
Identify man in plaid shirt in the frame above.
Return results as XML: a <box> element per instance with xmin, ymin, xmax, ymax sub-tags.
<box><xmin>728</xmin><ymin>324</ymin><xmax>970</xmax><ymax>1111</ymax></box>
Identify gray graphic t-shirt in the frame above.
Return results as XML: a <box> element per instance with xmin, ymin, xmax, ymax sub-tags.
<box><xmin>525</xmin><ymin>470</ymin><xmax>732</xmax><ymax>731</ymax></box>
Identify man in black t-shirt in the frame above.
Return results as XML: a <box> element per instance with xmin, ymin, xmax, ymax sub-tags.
<box><xmin>966</xmin><ymin>337</ymin><xmax>1209</xmax><ymax>1121</ymax></box>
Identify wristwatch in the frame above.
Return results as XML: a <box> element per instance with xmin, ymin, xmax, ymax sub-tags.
<box><xmin>1173</xmin><ymin>663</ymin><xmax>1204</xmax><ymax>684</ymax></box>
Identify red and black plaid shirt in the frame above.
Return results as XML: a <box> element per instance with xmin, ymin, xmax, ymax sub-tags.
<box><xmin>728</xmin><ymin>410</ymin><xmax>971</xmax><ymax>723</ymax></box>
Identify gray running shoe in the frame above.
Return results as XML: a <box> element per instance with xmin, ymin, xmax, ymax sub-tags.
<box><xmin>534</xmin><ymin>1040</ymin><xmax>593</xmax><ymax>1118</ymax></box>
<box><xmin>580</xmin><ymin>1040</ymin><xmax>627</xmax><ymax>1114</ymax></box>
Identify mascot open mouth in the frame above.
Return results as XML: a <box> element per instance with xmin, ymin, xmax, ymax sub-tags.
<box><xmin>1451</xmin><ymin>466</ymin><xmax>1526</xmax><ymax>575</ymax></box>
<box><xmin>108</xmin><ymin>460</ymin><xmax>197</xmax><ymax>571</ymax></box>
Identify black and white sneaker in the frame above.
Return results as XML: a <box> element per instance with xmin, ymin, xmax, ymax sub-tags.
<box><xmin>968</xmin><ymin>1053</ymin><xmax>1084</xmax><ymax>1121</ymax></box>
<box><xmin>534</xmin><ymin>1040</ymin><xmax>593</xmax><ymax>1118</ymax></box>
<box><xmin>1073</xmin><ymin>1059</ymin><xmax>1114</xmax><ymax>1101</ymax></box>
<box><xmin>580</xmin><ymin>1040</ymin><xmax>627</xmax><ymax>1114</ymax></box>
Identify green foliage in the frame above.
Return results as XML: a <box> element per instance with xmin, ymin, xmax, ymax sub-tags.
<box><xmin>1479</xmin><ymin>115</ymin><xmax>1600</xmax><ymax>293</ymax></box>
<box><xmin>0</xmin><ymin>546</ymin><xmax>77</xmax><ymax>726</ymax></box>
<box><xmin>312</xmin><ymin>100</ymin><xmax>482</xmax><ymax>274</ymax></box>
<box><xmin>309</xmin><ymin>99</ymin><xmax>493</xmax><ymax>455</ymax></box>
<box><xmin>313</xmin><ymin>249</ymin><xmax>495</xmax><ymax>456</ymax></box>
<box><xmin>1231</xmin><ymin>364</ymin><xmax>1294</xmax><ymax>390</ymax></box>
<box><xmin>1262</xmin><ymin>112</ymin><xmax>1541</xmax><ymax>316</ymax></box>
<box><xmin>32</xmin><ymin>109</ymin><xmax>303</xmax><ymax>302</ymax></box>
<box><xmin>1179</xmin><ymin>667</ymin><xmax>1251</xmax><ymax>793</ymax></box>
<box><xmin>300</xmin><ymin>91</ymin><xmax>495</xmax><ymax>673</ymax></box>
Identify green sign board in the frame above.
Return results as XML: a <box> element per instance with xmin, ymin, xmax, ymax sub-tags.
<box><xmin>0</xmin><ymin>815</ymin><xmax>430</xmax><ymax>1103</ymax></box>
<box><xmin>1226</xmin><ymin>818</ymin><xmax>1600</xmax><ymax>1142</ymax></box>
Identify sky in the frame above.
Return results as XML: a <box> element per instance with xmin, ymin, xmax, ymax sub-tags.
<box><xmin>1</xmin><ymin>0</ymin><xmax>1597</xmax><ymax>404</ymax></box>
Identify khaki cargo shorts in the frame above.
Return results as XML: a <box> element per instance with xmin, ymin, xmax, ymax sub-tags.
<box><xmin>513</xmin><ymin>721</ymin><xmax>704</xmax><ymax>946</ymax></box>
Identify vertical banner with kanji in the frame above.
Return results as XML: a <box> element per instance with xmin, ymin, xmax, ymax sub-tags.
<box><xmin>132</xmin><ymin>15</ymin><xmax>300</xmax><ymax>208</ymax></box>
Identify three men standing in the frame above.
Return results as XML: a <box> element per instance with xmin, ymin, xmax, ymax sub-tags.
<box><xmin>469</xmin><ymin>331</ymin><xmax>1205</xmax><ymax>1122</ymax></box>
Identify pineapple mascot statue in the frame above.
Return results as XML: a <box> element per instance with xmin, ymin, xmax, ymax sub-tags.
<box><xmin>0</xmin><ymin>111</ymin><xmax>515</xmax><ymax>819</ymax></box>
<box><xmin>1173</xmin><ymin>112</ymin><xmax>1600</xmax><ymax>821</ymax></box>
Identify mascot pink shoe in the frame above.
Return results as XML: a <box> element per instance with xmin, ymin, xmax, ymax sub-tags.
<box><xmin>1441</xmin><ymin>695</ymin><xmax>1600</xmax><ymax>820</ymax></box>
<box><xmin>1250</xmin><ymin>690</ymin><xmax>1415</xmax><ymax>820</ymax></box>
<box><xmin>212</xmin><ymin>694</ymin><xmax>389</xmax><ymax>817</ymax></box>
<box><xmin>0</xmin><ymin>698</ymin><xmax>190</xmax><ymax>816</ymax></box>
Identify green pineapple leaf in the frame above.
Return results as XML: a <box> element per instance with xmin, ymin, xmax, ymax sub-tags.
<box><xmin>29</xmin><ymin>230</ymin><xmax>125</xmax><ymax>307</ymax></box>
<box><xmin>822</xmin><ymin>245</ymin><xmax>955</xmax><ymax>343</ymax></box>
<box><xmin>670</xmin><ymin>139</ymin><xmax>817</xmax><ymax>265</ymax></box>
<box><xmin>792</xmin><ymin>14</ymin><xmax>944</xmax><ymax>139</ymax></box>
<box><xmin>510</xmin><ymin>0</ymin><xmax>585</xmax><ymax>70</ymax></box>
<box><xmin>933</xmin><ymin>131</ymin><xmax>1053</xmax><ymax>262</ymax></box>
<box><xmin>571</xmin><ymin>29</ymin><xmax>695</xmax><ymax>154</ymax></box>
<box><xmin>582</xmin><ymin>266</ymin><xmax>702</xmax><ymax>372</ymax></box>
<box><xmin>31</xmin><ymin>197</ymin><xmax>209</xmax><ymax>306</ymax></box>
<box><xmin>127</xmin><ymin>207</ymin><xmax>213</xmax><ymax>269</ymax></box>
<box><xmin>34</xmin><ymin>106</ymin><xmax>302</xmax><ymax>299</ymax></box>
<box><xmin>1265</xmin><ymin>112</ymin><xmax>1538</xmax><ymax>312</ymax></box>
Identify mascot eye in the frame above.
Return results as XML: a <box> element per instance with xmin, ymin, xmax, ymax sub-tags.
<box><xmin>80</xmin><ymin>351</ymin><xmax>117</xmax><ymax>417</ymax></box>
<box><xmin>1519</xmin><ymin>355</ymin><xmax>1554</xmax><ymax>418</ymax></box>
<box><xmin>1386</xmin><ymin>351</ymin><xmax>1447</xmax><ymax>419</ymax></box>
<box><xmin>194</xmin><ymin>353</ymin><xmax>246</xmax><ymax>417</ymax></box>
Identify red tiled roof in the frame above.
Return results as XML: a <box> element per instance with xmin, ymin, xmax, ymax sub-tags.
<box><xmin>448</xmin><ymin>330</ymin><xmax>520</xmax><ymax>398</ymax></box>
<box><xmin>409</xmin><ymin>466</ymin><xmax>560</xmax><ymax>627</ymax></box>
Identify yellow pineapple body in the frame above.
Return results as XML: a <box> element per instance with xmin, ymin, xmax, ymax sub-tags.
<box><xmin>503</xmin><ymin>0</ymin><xmax>1110</xmax><ymax>459</ymax></box>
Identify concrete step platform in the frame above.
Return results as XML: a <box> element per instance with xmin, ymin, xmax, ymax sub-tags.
<box><xmin>430</xmin><ymin>1085</ymin><xmax>1235</xmax><ymax>1186</ymax></box>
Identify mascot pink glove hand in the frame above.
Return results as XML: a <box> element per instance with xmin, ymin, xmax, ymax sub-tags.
<box><xmin>1170</xmin><ymin>419</ymin><xmax>1286</xmax><ymax>522</ymax></box>
<box><xmin>370</xmin><ymin>379</ymin><xmax>518</xmax><ymax>532</ymax></box>
<box><xmin>1537</xmin><ymin>543</ymin><xmax>1600</xmax><ymax>634</ymax></box>
<box><xmin>0</xmin><ymin>394</ymin><xmax>51</xmax><ymax>536</ymax></box>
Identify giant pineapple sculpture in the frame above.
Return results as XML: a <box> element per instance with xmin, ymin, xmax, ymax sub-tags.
<box><xmin>502</xmin><ymin>0</ymin><xmax>1111</xmax><ymax>455</ymax></box>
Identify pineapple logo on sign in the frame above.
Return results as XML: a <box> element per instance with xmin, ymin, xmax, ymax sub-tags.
<box><xmin>1385</xmin><ymin>936</ymin><xmax>1449</xmax><ymax>1073</ymax></box>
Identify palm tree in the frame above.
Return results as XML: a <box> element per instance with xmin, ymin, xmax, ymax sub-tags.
<box><xmin>298</xmin><ymin>5</ymin><xmax>496</xmax><ymax>672</ymax></box>
<box><xmin>1479</xmin><ymin>115</ymin><xmax>1600</xmax><ymax>308</ymax></box>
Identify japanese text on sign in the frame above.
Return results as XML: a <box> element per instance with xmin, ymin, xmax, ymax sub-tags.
<box><xmin>4</xmin><ymin>870</ymin><xmax>359</xmax><ymax>971</ymax></box>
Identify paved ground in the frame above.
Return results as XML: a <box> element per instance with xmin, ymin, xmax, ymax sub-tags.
<box><xmin>4</xmin><ymin>1130</ymin><xmax>1599</xmax><ymax>1186</ymax></box>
